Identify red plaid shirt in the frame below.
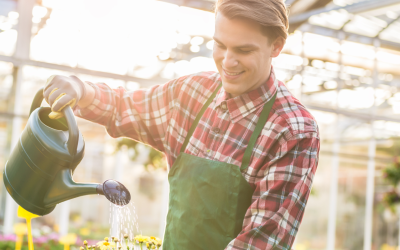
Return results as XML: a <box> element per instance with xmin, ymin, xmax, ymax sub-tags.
<box><xmin>75</xmin><ymin>67</ymin><xmax>320</xmax><ymax>250</ymax></box>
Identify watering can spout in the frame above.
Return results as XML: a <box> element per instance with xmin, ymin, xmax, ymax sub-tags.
<box><xmin>43</xmin><ymin>169</ymin><xmax>131</xmax><ymax>208</ymax></box>
<box><xmin>43</xmin><ymin>169</ymin><xmax>100</xmax><ymax>208</ymax></box>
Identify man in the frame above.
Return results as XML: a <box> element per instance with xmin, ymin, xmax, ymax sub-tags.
<box><xmin>44</xmin><ymin>0</ymin><xmax>320</xmax><ymax>249</ymax></box>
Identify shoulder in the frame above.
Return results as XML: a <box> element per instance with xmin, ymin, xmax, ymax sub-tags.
<box><xmin>178</xmin><ymin>71</ymin><xmax>220</xmax><ymax>89</ymax></box>
<box><xmin>173</xmin><ymin>71</ymin><xmax>221</xmax><ymax>99</ymax></box>
<box><xmin>270</xmin><ymin>80</ymin><xmax>319</xmax><ymax>142</ymax></box>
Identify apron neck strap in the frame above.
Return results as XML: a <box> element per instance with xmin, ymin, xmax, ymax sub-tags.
<box><xmin>180</xmin><ymin>83</ymin><xmax>222</xmax><ymax>153</ymax></box>
<box><xmin>180</xmin><ymin>82</ymin><xmax>277</xmax><ymax>172</ymax></box>
<box><xmin>240</xmin><ymin>92</ymin><xmax>276</xmax><ymax>171</ymax></box>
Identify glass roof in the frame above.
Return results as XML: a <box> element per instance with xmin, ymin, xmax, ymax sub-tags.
<box><xmin>306</xmin><ymin>0</ymin><xmax>400</xmax><ymax>44</ymax></box>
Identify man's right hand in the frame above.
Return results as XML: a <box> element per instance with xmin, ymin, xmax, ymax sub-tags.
<box><xmin>44</xmin><ymin>75</ymin><xmax>86</xmax><ymax>111</ymax></box>
<box><xmin>43</xmin><ymin>75</ymin><xmax>94</xmax><ymax>119</ymax></box>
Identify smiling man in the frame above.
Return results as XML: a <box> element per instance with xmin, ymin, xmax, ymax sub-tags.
<box><xmin>43</xmin><ymin>0</ymin><xmax>320</xmax><ymax>249</ymax></box>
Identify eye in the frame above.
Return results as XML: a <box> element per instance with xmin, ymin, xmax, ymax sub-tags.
<box><xmin>239</xmin><ymin>50</ymin><xmax>252</xmax><ymax>54</ymax></box>
<box><xmin>215</xmin><ymin>42</ymin><xmax>225</xmax><ymax>49</ymax></box>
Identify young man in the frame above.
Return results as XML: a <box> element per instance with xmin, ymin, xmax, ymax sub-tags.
<box><xmin>44</xmin><ymin>0</ymin><xmax>320</xmax><ymax>249</ymax></box>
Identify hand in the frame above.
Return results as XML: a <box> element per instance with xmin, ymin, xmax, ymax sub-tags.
<box><xmin>43</xmin><ymin>75</ymin><xmax>86</xmax><ymax>119</ymax></box>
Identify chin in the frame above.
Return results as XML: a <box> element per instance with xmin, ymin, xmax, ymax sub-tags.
<box><xmin>221</xmin><ymin>83</ymin><xmax>241</xmax><ymax>97</ymax></box>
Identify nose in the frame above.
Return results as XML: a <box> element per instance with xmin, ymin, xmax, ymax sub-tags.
<box><xmin>222</xmin><ymin>50</ymin><xmax>239</xmax><ymax>69</ymax></box>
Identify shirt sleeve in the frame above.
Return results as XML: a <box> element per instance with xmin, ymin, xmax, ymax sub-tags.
<box><xmin>225</xmin><ymin>132</ymin><xmax>320</xmax><ymax>250</ymax></box>
<box><xmin>74</xmin><ymin>78</ymin><xmax>184</xmax><ymax>153</ymax></box>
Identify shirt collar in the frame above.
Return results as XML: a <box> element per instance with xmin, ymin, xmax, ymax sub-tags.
<box><xmin>214</xmin><ymin>66</ymin><xmax>278</xmax><ymax>123</ymax></box>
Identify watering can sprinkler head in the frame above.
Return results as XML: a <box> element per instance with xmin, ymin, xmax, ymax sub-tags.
<box><xmin>96</xmin><ymin>180</ymin><xmax>131</xmax><ymax>206</ymax></box>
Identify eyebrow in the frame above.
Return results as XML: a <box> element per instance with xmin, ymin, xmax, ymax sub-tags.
<box><xmin>213</xmin><ymin>37</ymin><xmax>259</xmax><ymax>49</ymax></box>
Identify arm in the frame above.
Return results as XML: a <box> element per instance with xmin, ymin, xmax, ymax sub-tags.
<box><xmin>225</xmin><ymin>132</ymin><xmax>320</xmax><ymax>250</ymax></box>
<box><xmin>74</xmin><ymin>78</ymin><xmax>183</xmax><ymax>152</ymax></box>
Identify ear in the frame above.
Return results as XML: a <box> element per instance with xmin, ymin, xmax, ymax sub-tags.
<box><xmin>271</xmin><ymin>37</ymin><xmax>285</xmax><ymax>58</ymax></box>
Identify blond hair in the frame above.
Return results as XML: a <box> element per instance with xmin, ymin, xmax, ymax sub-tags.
<box><xmin>215</xmin><ymin>0</ymin><xmax>289</xmax><ymax>43</ymax></box>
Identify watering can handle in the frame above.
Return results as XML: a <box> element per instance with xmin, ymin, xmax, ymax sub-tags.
<box><xmin>29</xmin><ymin>87</ymin><xmax>79</xmax><ymax>157</ymax></box>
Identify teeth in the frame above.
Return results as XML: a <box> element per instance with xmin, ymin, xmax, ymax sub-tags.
<box><xmin>225</xmin><ymin>70</ymin><xmax>243</xmax><ymax>76</ymax></box>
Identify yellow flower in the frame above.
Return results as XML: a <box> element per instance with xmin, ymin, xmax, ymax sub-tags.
<box><xmin>134</xmin><ymin>235</ymin><xmax>150</xmax><ymax>243</ymax></box>
<box><xmin>157</xmin><ymin>238</ymin><xmax>162</xmax><ymax>245</ymax></box>
<box><xmin>83</xmin><ymin>240</ymin><xmax>88</xmax><ymax>246</ymax></box>
<box><xmin>96</xmin><ymin>240</ymin><xmax>115</xmax><ymax>250</ymax></box>
<box><xmin>104</xmin><ymin>237</ymin><xmax>109</xmax><ymax>242</ymax></box>
<box><xmin>152</xmin><ymin>237</ymin><xmax>162</xmax><ymax>247</ymax></box>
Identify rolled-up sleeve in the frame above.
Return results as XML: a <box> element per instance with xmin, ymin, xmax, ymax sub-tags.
<box><xmin>74</xmin><ymin>78</ymin><xmax>184</xmax><ymax>152</ymax></box>
<box><xmin>226</xmin><ymin>132</ymin><xmax>320</xmax><ymax>250</ymax></box>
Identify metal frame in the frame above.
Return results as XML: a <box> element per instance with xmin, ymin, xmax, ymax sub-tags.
<box><xmin>0</xmin><ymin>55</ymin><xmax>165</xmax><ymax>89</ymax></box>
<box><xmin>299</xmin><ymin>23</ymin><xmax>400</xmax><ymax>51</ymax></box>
<box><xmin>156</xmin><ymin>0</ymin><xmax>214</xmax><ymax>12</ymax></box>
<box><xmin>289</xmin><ymin>0</ymin><xmax>400</xmax><ymax>24</ymax></box>
<box><xmin>2</xmin><ymin>0</ymin><xmax>35</xmax><ymax>235</ymax></box>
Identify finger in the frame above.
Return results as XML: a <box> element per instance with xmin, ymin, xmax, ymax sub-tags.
<box><xmin>51</xmin><ymin>94</ymin><xmax>67</xmax><ymax>112</ymax></box>
<box><xmin>48</xmin><ymin>89</ymin><xmax>64</xmax><ymax>106</ymax></box>
<box><xmin>53</xmin><ymin>97</ymin><xmax>76</xmax><ymax>112</ymax></box>
<box><xmin>52</xmin><ymin>95</ymin><xmax>76</xmax><ymax>112</ymax></box>
<box><xmin>44</xmin><ymin>87</ymin><xmax>58</xmax><ymax>104</ymax></box>
<box><xmin>43</xmin><ymin>75</ymin><xmax>57</xmax><ymax>92</ymax></box>
<box><xmin>48</xmin><ymin>111</ymin><xmax>64</xmax><ymax>120</ymax></box>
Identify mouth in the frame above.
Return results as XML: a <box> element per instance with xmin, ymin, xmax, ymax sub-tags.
<box><xmin>222</xmin><ymin>68</ymin><xmax>245</xmax><ymax>79</ymax></box>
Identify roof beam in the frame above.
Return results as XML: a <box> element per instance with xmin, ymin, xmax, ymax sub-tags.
<box><xmin>289</xmin><ymin>0</ymin><xmax>400</xmax><ymax>24</ymax></box>
<box><xmin>0</xmin><ymin>55</ymin><xmax>165</xmax><ymax>88</ymax></box>
<box><xmin>156</xmin><ymin>0</ymin><xmax>214</xmax><ymax>12</ymax></box>
<box><xmin>306</xmin><ymin>103</ymin><xmax>400</xmax><ymax>123</ymax></box>
<box><xmin>299</xmin><ymin>23</ymin><xmax>400</xmax><ymax>51</ymax></box>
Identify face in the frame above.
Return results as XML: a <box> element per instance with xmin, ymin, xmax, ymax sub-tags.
<box><xmin>213</xmin><ymin>12</ymin><xmax>284</xmax><ymax>98</ymax></box>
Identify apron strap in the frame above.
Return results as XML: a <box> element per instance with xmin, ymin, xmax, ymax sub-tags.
<box><xmin>180</xmin><ymin>83</ymin><xmax>223</xmax><ymax>153</ymax></box>
<box><xmin>180</xmin><ymin>82</ymin><xmax>277</xmax><ymax>172</ymax></box>
<box><xmin>240</xmin><ymin>92</ymin><xmax>277</xmax><ymax>171</ymax></box>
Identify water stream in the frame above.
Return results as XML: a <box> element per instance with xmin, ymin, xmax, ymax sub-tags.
<box><xmin>108</xmin><ymin>200</ymin><xmax>142</xmax><ymax>249</ymax></box>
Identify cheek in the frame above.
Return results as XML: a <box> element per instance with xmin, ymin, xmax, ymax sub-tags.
<box><xmin>213</xmin><ymin>49</ymin><xmax>222</xmax><ymax>62</ymax></box>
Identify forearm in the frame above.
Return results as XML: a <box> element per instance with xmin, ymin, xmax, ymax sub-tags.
<box><xmin>77</xmin><ymin>81</ymin><xmax>96</xmax><ymax>108</ymax></box>
<box><xmin>73</xmin><ymin>80</ymin><xmax>181</xmax><ymax>152</ymax></box>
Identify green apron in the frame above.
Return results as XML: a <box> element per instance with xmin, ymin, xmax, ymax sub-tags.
<box><xmin>163</xmin><ymin>83</ymin><xmax>277</xmax><ymax>250</ymax></box>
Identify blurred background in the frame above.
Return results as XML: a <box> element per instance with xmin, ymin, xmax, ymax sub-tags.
<box><xmin>0</xmin><ymin>0</ymin><xmax>400</xmax><ymax>249</ymax></box>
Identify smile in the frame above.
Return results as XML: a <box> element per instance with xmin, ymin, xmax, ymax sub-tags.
<box><xmin>223</xmin><ymin>69</ymin><xmax>244</xmax><ymax>76</ymax></box>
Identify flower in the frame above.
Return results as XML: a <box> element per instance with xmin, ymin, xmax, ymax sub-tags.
<box><xmin>124</xmin><ymin>234</ymin><xmax>129</xmax><ymax>239</ymax></box>
<box><xmin>84</xmin><ymin>240</ymin><xmax>88</xmax><ymax>246</ymax></box>
<box><xmin>147</xmin><ymin>237</ymin><xmax>162</xmax><ymax>248</ymax></box>
<box><xmin>155</xmin><ymin>237</ymin><xmax>162</xmax><ymax>247</ymax></box>
<box><xmin>134</xmin><ymin>235</ymin><xmax>150</xmax><ymax>243</ymax></box>
<box><xmin>96</xmin><ymin>240</ymin><xmax>115</xmax><ymax>250</ymax></box>
<box><xmin>80</xmin><ymin>247</ymin><xmax>84</xmax><ymax>250</ymax></box>
<box><xmin>104</xmin><ymin>237</ymin><xmax>109</xmax><ymax>242</ymax></box>
<box><xmin>144</xmin><ymin>237</ymin><xmax>162</xmax><ymax>250</ymax></box>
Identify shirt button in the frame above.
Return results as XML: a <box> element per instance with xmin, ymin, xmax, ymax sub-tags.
<box><xmin>213</xmin><ymin>127</ymin><xmax>220</xmax><ymax>133</ymax></box>
<box><xmin>221</xmin><ymin>102</ymin><xmax>228</xmax><ymax>111</ymax></box>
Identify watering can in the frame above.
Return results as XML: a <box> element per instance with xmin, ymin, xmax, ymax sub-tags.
<box><xmin>3</xmin><ymin>88</ymin><xmax>131</xmax><ymax>216</ymax></box>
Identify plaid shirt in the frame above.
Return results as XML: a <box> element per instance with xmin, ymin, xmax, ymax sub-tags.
<box><xmin>75</xmin><ymin>67</ymin><xmax>320</xmax><ymax>250</ymax></box>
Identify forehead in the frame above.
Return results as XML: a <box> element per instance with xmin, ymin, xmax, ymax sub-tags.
<box><xmin>214</xmin><ymin>12</ymin><xmax>269</xmax><ymax>45</ymax></box>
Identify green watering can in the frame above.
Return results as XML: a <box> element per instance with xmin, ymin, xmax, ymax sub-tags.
<box><xmin>3</xmin><ymin>88</ymin><xmax>131</xmax><ymax>216</ymax></box>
